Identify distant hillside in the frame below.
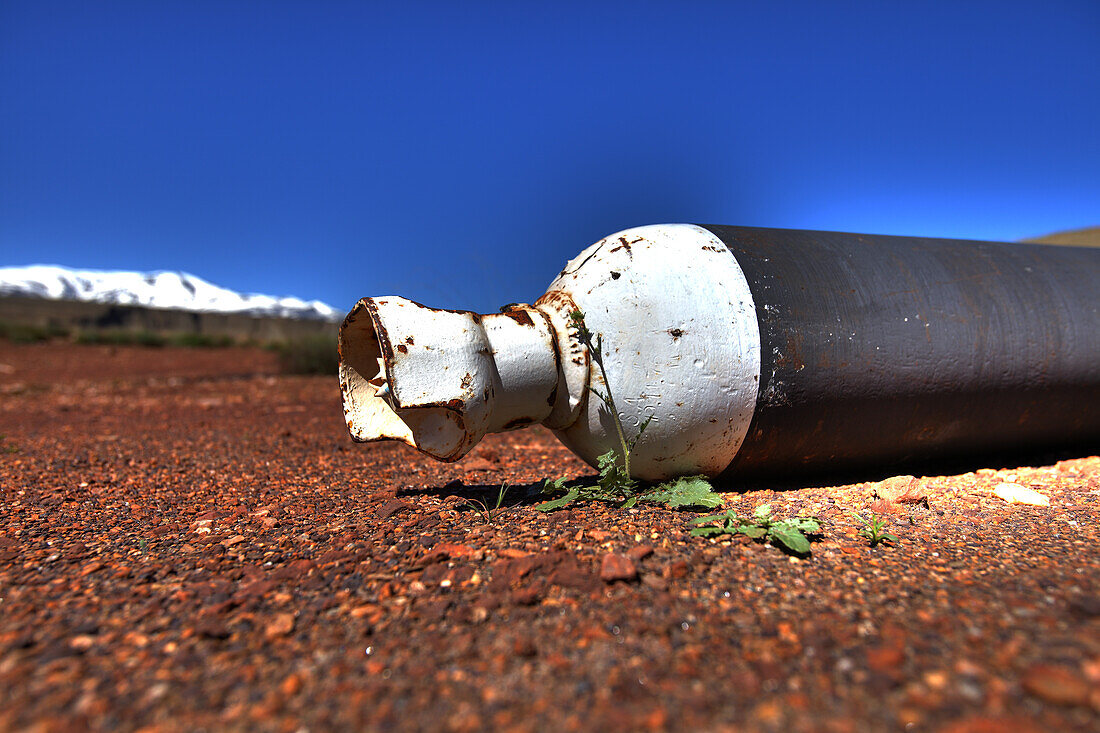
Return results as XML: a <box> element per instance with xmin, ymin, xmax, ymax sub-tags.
<box><xmin>0</xmin><ymin>295</ymin><xmax>337</xmax><ymax>344</ymax></box>
<box><xmin>1022</xmin><ymin>226</ymin><xmax>1100</xmax><ymax>247</ymax></box>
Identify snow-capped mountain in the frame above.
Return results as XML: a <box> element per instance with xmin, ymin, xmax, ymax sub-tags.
<box><xmin>0</xmin><ymin>265</ymin><xmax>341</xmax><ymax>322</ymax></box>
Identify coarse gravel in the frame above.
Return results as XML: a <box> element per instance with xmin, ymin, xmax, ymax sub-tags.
<box><xmin>1</xmin><ymin>342</ymin><xmax>1098</xmax><ymax>732</ymax></box>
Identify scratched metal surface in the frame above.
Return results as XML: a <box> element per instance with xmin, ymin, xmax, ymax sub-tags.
<box><xmin>706</xmin><ymin>225</ymin><xmax>1100</xmax><ymax>479</ymax></box>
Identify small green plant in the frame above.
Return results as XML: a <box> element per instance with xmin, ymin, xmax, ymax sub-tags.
<box><xmin>460</xmin><ymin>483</ymin><xmax>512</xmax><ymax>523</ymax></box>
<box><xmin>536</xmin><ymin>311</ymin><xmax>724</xmax><ymax>512</ymax></box>
<box><xmin>854</xmin><ymin>512</ymin><xmax>898</xmax><ymax>547</ymax></box>
<box><xmin>689</xmin><ymin>504</ymin><xmax>821</xmax><ymax>555</ymax></box>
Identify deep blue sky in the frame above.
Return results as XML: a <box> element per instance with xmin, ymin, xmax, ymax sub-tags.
<box><xmin>2</xmin><ymin>1</ymin><xmax>1098</xmax><ymax>314</ymax></box>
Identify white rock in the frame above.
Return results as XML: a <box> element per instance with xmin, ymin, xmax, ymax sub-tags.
<box><xmin>993</xmin><ymin>482</ymin><xmax>1051</xmax><ymax>506</ymax></box>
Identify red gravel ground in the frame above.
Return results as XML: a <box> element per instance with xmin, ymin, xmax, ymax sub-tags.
<box><xmin>1</xmin><ymin>342</ymin><xmax>1098</xmax><ymax>732</ymax></box>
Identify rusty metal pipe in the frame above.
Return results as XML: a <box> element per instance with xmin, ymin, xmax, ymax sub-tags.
<box><xmin>339</xmin><ymin>224</ymin><xmax>1100</xmax><ymax>481</ymax></box>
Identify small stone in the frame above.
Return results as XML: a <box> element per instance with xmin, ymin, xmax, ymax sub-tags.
<box><xmin>350</xmin><ymin>604</ymin><xmax>381</xmax><ymax>622</ymax></box>
<box><xmin>924</xmin><ymin>670</ymin><xmax>949</xmax><ymax>690</ymax></box>
<box><xmin>68</xmin><ymin>635</ymin><xmax>95</xmax><ymax>652</ymax></box>
<box><xmin>513</xmin><ymin>638</ymin><xmax>537</xmax><ymax>657</ymax></box>
<box><xmin>626</xmin><ymin>544</ymin><xmax>654</xmax><ymax>562</ymax></box>
<box><xmin>196</xmin><ymin>619</ymin><xmax>231</xmax><ymax>640</ymax></box>
<box><xmin>376</xmin><ymin>500</ymin><xmax>410</xmax><ymax>519</ymax></box>
<box><xmin>644</xmin><ymin>707</ymin><xmax>668</xmax><ymax>729</ymax></box>
<box><xmin>432</xmin><ymin>542</ymin><xmax>477</xmax><ymax>560</ymax></box>
<box><xmin>1069</xmin><ymin>595</ymin><xmax>1100</xmax><ymax>618</ymax></box>
<box><xmin>665</xmin><ymin>560</ymin><xmax>689</xmax><ymax>580</ymax></box>
<box><xmin>510</xmin><ymin>586</ymin><xmax>542</xmax><ymax>606</ymax></box>
<box><xmin>80</xmin><ymin>561</ymin><xmax>104</xmax><ymax>577</ymax></box>
<box><xmin>1021</xmin><ymin>663</ymin><xmax>1089</xmax><ymax>706</ymax></box>
<box><xmin>993</xmin><ymin>483</ymin><xmax>1050</xmax><ymax>506</ymax></box>
<box><xmin>866</xmin><ymin>644</ymin><xmax>904</xmax><ymax>673</ymax></box>
<box><xmin>872</xmin><ymin>475</ymin><xmax>926</xmax><ymax>503</ymax></box>
<box><xmin>280</xmin><ymin>673</ymin><xmax>302</xmax><ymax>696</ymax></box>
<box><xmin>264</xmin><ymin>612</ymin><xmax>296</xmax><ymax>639</ymax></box>
<box><xmin>223</xmin><ymin>535</ymin><xmax>245</xmax><ymax>547</ymax></box>
<box><xmin>600</xmin><ymin>553</ymin><xmax>637</xmax><ymax>583</ymax></box>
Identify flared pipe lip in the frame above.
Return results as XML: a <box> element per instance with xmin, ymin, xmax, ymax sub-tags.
<box><xmin>338</xmin><ymin>297</ymin><xmax>480</xmax><ymax>462</ymax></box>
<box><xmin>338</xmin><ymin>295</ymin><xmax>569</xmax><ymax>462</ymax></box>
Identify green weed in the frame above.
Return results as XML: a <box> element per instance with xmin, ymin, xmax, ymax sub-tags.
<box><xmin>854</xmin><ymin>512</ymin><xmax>899</xmax><ymax>547</ymax></box>
<box><xmin>689</xmin><ymin>504</ymin><xmax>821</xmax><ymax>556</ymax></box>
<box><xmin>460</xmin><ymin>483</ymin><xmax>513</xmax><ymax>523</ymax></box>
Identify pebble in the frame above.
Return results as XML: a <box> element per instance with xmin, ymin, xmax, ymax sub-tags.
<box><xmin>992</xmin><ymin>483</ymin><xmax>1051</xmax><ymax>506</ymax></box>
<box><xmin>1020</xmin><ymin>663</ymin><xmax>1089</xmax><ymax>706</ymax></box>
<box><xmin>872</xmin><ymin>475</ymin><xmax>927</xmax><ymax>503</ymax></box>
<box><xmin>460</xmin><ymin>458</ymin><xmax>495</xmax><ymax>472</ymax></box>
<box><xmin>69</xmin><ymin>635</ymin><xmax>96</xmax><ymax>652</ymax></box>
<box><xmin>280</xmin><ymin>673</ymin><xmax>303</xmax><ymax>696</ymax></box>
<box><xmin>264</xmin><ymin>613</ymin><xmax>296</xmax><ymax>639</ymax></box>
<box><xmin>512</xmin><ymin>638</ymin><xmax>537</xmax><ymax>657</ymax></box>
<box><xmin>600</xmin><ymin>553</ymin><xmax>638</xmax><ymax>582</ymax></box>
<box><xmin>376</xmin><ymin>500</ymin><xmax>410</xmax><ymax>519</ymax></box>
<box><xmin>866</xmin><ymin>644</ymin><xmax>904</xmax><ymax>674</ymax></box>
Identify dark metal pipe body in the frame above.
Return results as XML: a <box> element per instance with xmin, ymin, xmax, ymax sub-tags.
<box><xmin>706</xmin><ymin>225</ymin><xmax>1100</xmax><ymax>477</ymax></box>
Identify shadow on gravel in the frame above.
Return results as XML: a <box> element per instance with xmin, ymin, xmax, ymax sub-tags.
<box><xmin>398</xmin><ymin>479</ymin><xmax>557</xmax><ymax>509</ymax></box>
<box><xmin>393</xmin><ymin>442</ymin><xmax>1099</xmax><ymax>505</ymax></box>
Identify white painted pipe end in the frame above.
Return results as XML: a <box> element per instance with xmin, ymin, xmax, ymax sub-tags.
<box><xmin>339</xmin><ymin>295</ymin><xmax>587</xmax><ymax>462</ymax></box>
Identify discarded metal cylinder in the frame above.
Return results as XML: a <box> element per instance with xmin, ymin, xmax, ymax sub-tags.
<box><xmin>339</xmin><ymin>224</ymin><xmax>1100</xmax><ymax>481</ymax></box>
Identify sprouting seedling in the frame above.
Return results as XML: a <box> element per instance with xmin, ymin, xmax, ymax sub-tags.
<box><xmin>567</xmin><ymin>309</ymin><xmax>650</xmax><ymax>481</ymax></box>
<box><xmin>536</xmin><ymin>311</ymin><xmax>723</xmax><ymax>513</ymax></box>
<box><xmin>689</xmin><ymin>504</ymin><xmax>821</xmax><ymax>556</ymax></box>
<box><xmin>460</xmin><ymin>483</ymin><xmax>512</xmax><ymax>523</ymax></box>
<box><xmin>854</xmin><ymin>512</ymin><xmax>898</xmax><ymax>547</ymax></box>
